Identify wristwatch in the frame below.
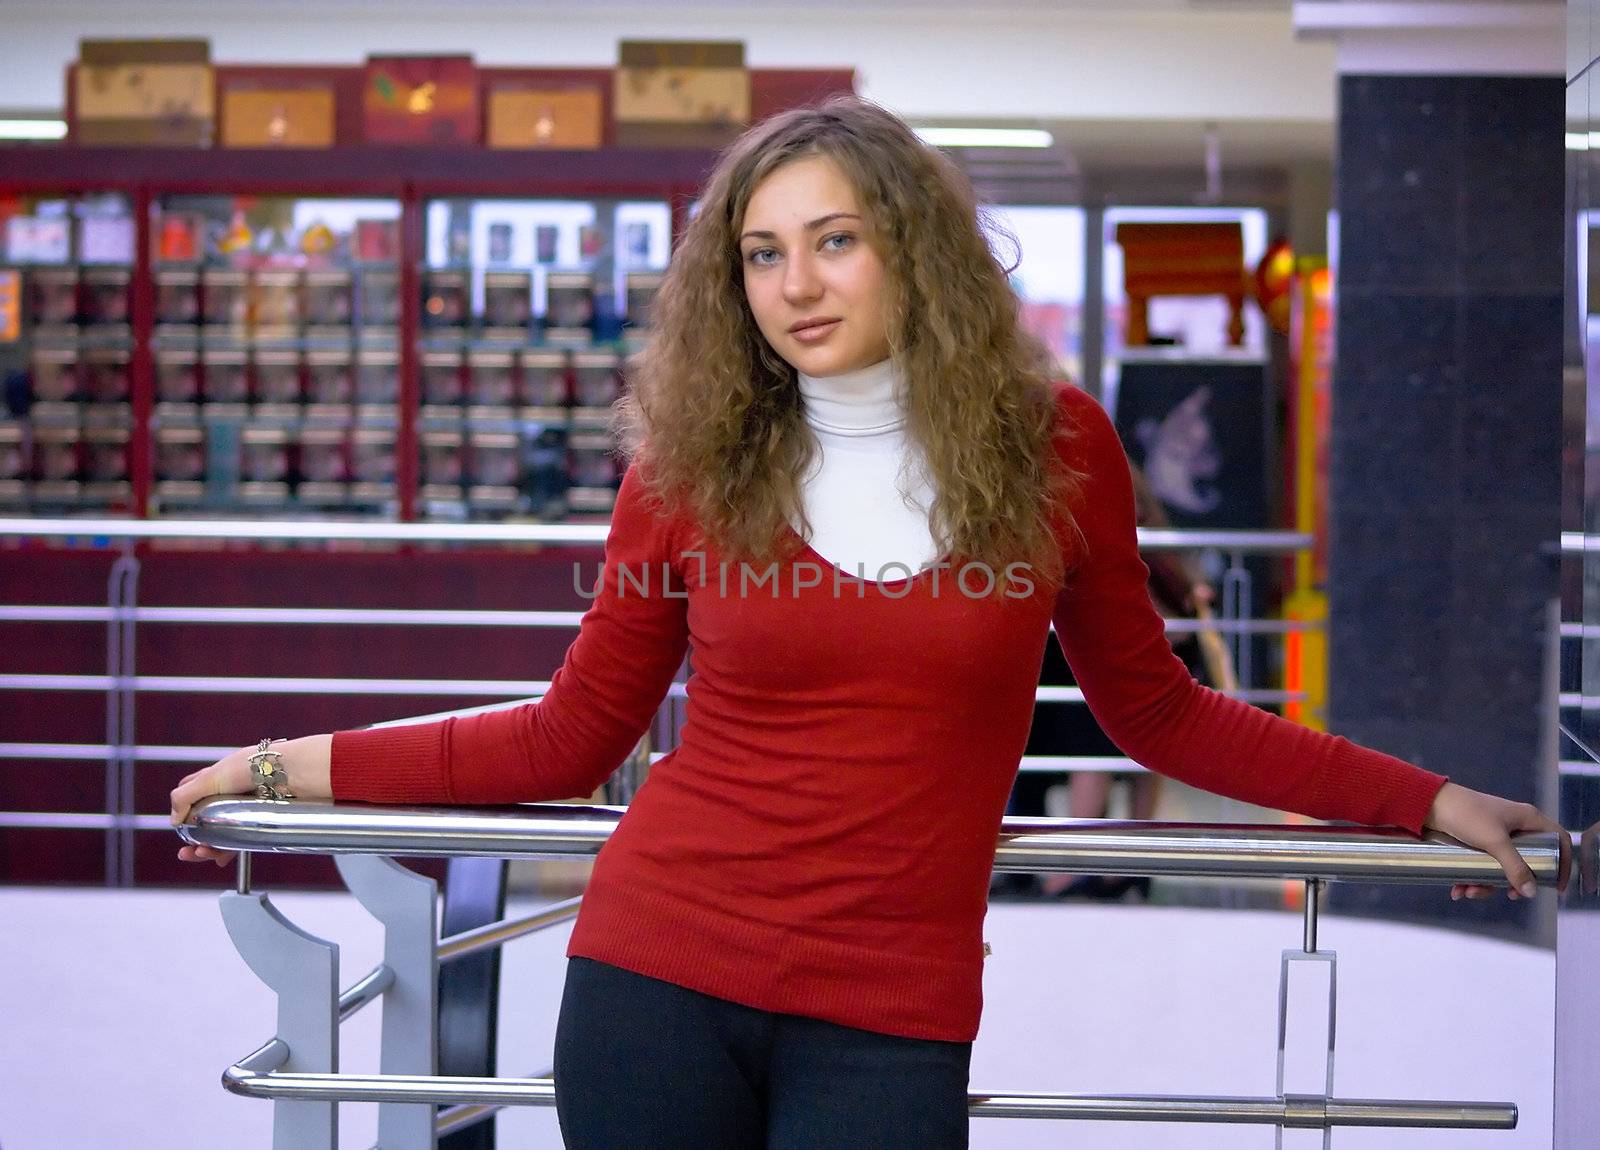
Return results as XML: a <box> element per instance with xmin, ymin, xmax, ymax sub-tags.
<box><xmin>248</xmin><ymin>738</ymin><xmax>295</xmax><ymax>801</ymax></box>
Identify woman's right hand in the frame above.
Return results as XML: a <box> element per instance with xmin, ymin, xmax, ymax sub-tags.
<box><xmin>170</xmin><ymin>734</ymin><xmax>334</xmax><ymax>867</ymax></box>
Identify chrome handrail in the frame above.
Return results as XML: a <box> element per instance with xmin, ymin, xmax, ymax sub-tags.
<box><xmin>186</xmin><ymin>800</ymin><xmax>1554</xmax><ymax>1141</ymax></box>
<box><xmin>179</xmin><ymin>798</ymin><xmax>1565</xmax><ymax>887</ymax></box>
<box><xmin>218</xmin><ymin>1055</ymin><xmax>1514</xmax><ymax>1130</ymax></box>
<box><xmin>0</xmin><ymin>516</ymin><xmax>611</xmax><ymax>544</ymax></box>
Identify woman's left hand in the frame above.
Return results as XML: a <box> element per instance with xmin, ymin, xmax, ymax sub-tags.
<box><xmin>1424</xmin><ymin>781</ymin><xmax>1571</xmax><ymax>901</ymax></box>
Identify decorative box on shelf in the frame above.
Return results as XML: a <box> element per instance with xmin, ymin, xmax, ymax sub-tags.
<box><xmin>73</xmin><ymin>39</ymin><xmax>214</xmax><ymax>147</ymax></box>
<box><xmin>221</xmin><ymin>85</ymin><xmax>337</xmax><ymax>148</ymax></box>
<box><xmin>487</xmin><ymin>86</ymin><xmax>604</xmax><ymax>150</ymax></box>
<box><xmin>613</xmin><ymin>40</ymin><xmax>749</xmax><ymax>149</ymax></box>
<box><xmin>363</xmin><ymin>55</ymin><xmax>480</xmax><ymax>146</ymax></box>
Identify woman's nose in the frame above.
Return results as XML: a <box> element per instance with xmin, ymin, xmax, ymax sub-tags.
<box><xmin>782</xmin><ymin>253</ymin><xmax>822</xmax><ymax>303</ymax></box>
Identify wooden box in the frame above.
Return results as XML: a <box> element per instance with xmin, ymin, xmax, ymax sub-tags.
<box><xmin>487</xmin><ymin>87</ymin><xmax>603</xmax><ymax>149</ymax></box>
<box><xmin>74</xmin><ymin>39</ymin><xmax>214</xmax><ymax>147</ymax></box>
<box><xmin>363</xmin><ymin>55</ymin><xmax>479</xmax><ymax>146</ymax></box>
<box><xmin>221</xmin><ymin>87</ymin><xmax>336</xmax><ymax>148</ymax></box>
<box><xmin>1114</xmin><ymin>222</ymin><xmax>1247</xmax><ymax>347</ymax></box>
<box><xmin>614</xmin><ymin>40</ymin><xmax>748</xmax><ymax>148</ymax></box>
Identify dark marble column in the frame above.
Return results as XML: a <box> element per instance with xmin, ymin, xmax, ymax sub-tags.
<box><xmin>1327</xmin><ymin>75</ymin><xmax>1563</xmax><ymax>933</ymax></box>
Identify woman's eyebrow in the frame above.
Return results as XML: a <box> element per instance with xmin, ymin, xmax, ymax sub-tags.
<box><xmin>739</xmin><ymin>212</ymin><xmax>862</xmax><ymax>243</ymax></box>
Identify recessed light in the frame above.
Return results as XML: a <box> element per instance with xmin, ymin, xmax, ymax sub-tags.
<box><xmin>0</xmin><ymin>119</ymin><xmax>68</xmax><ymax>141</ymax></box>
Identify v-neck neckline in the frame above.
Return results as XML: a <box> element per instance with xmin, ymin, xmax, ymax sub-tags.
<box><xmin>784</xmin><ymin>522</ymin><xmax>952</xmax><ymax>589</ymax></box>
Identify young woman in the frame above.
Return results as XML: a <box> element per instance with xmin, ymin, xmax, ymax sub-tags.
<box><xmin>171</xmin><ymin>96</ymin><xmax>1567</xmax><ymax>1149</ymax></box>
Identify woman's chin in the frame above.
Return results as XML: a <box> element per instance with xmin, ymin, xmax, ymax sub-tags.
<box><xmin>785</xmin><ymin>345</ymin><xmax>872</xmax><ymax>377</ymax></box>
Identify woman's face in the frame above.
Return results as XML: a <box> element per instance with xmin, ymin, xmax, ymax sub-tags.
<box><xmin>738</xmin><ymin>155</ymin><xmax>892</xmax><ymax>377</ymax></box>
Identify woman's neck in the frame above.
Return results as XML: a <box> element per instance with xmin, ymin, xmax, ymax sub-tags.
<box><xmin>796</xmin><ymin>358</ymin><xmax>905</xmax><ymax>437</ymax></box>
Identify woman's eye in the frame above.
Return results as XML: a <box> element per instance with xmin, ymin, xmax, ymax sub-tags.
<box><xmin>745</xmin><ymin>248</ymin><xmax>778</xmax><ymax>266</ymax></box>
<box><xmin>822</xmin><ymin>233</ymin><xmax>854</xmax><ymax>251</ymax></box>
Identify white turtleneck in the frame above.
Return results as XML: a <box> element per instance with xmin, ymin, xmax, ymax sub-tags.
<box><xmin>792</xmin><ymin>358</ymin><xmax>941</xmax><ymax>580</ymax></box>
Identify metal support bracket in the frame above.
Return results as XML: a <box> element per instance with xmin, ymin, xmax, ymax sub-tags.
<box><xmin>220</xmin><ymin>891</ymin><xmax>340</xmax><ymax>1150</ymax></box>
<box><xmin>336</xmin><ymin>854</ymin><xmax>439</xmax><ymax>1150</ymax></box>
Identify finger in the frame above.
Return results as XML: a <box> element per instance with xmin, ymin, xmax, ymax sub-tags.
<box><xmin>169</xmin><ymin>777</ymin><xmax>203</xmax><ymax>824</ymax></box>
<box><xmin>1483</xmin><ymin>838</ymin><xmax>1538</xmax><ymax>899</ymax></box>
<box><xmin>170</xmin><ymin>770</ymin><xmax>218</xmax><ymax>825</ymax></box>
<box><xmin>1504</xmin><ymin>809</ymin><xmax>1568</xmax><ymax>889</ymax></box>
<box><xmin>1522</xmin><ymin>812</ymin><xmax>1574</xmax><ymax>892</ymax></box>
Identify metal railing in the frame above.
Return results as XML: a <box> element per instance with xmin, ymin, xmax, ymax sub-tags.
<box><xmin>179</xmin><ymin>798</ymin><xmax>1565</xmax><ymax>1147</ymax></box>
<box><xmin>1</xmin><ymin>519</ymin><xmax>1316</xmax><ymax>867</ymax></box>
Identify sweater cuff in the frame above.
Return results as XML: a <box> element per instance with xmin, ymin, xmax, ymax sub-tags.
<box><xmin>1328</xmin><ymin>737</ymin><xmax>1448</xmax><ymax>836</ymax></box>
<box><xmin>330</xmin><ymin>723</ymin><xmax>453</xmax><ymax>804</ymax></box>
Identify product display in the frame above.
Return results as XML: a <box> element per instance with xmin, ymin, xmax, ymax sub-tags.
<box><xmin>422</xmin><ymin>351</ymin><xmax>465</xmax><ymax>405</ymax></box>
<box><xmin>306</xmin><ymin>350</ymin><xmax>354</xmax><ymax>405</ymax></box>
<box><xmin>467</xmin><ymin>430</ymin><xmax>519</xmax><ymax>508</ymax></box>
<box><xmin>422</xmin><ymin>429</ymin><xmax>465</xmax><ymax>504</ymax></box>
<box><xmin>567</xmin><ymin>427</ymin><xmax>620</xmax><ymax>512</ymax></box>
<box><xmin>155</xmin><ymin>426</ymin><xmax>205</xmax><ymax>508</ymax></box>
<box><xmin>28</xmin><ymin>268</ymin><xmax>78</xmax><ymax>331</ymax></box>
<box><xmin>253</xmin><ymin>270</ymin><xmax>301</xmax><ymax>335</ymax></box>
<box><xmin>351</xmin><ymin>426</ymin><xmax>397</xmax><ymax>485</ymax></box>
<box><xmin>354</xmin><ymin>349</ymin><xmax>398</xmax><ymax>406</ymax></box>
<box><xmin>297</xmin><ymin>426</ymin><xmax>349</xmax><ymax>506</ymax></box>
<box><xmin>625</xmin><ymin>271</ymin><xmax>663</xmax><ymax>329</ymax></box>
<box><xmin>467</xmin><ymin>350</ymin><xmax>516</xmax><ymax>407</ymax></box>
<box><xmin>254</xmin><ymin>350</ymin><xmax>302</xmax><ymax>404</ymax></box>
<box><xmin>82</xmin><ymin>426</ymin><xmax>130</xmax><ymax>503</ymax></box>
<box><xmin>0</xmin><ymin>424</ymin><xmax>24</xmax><ymax>505</ymax></box>
<box><xmin>544</xmin><ymin>271</ymin><xmax>595</xmax><ymax>339</ymax></box>
<box><xmin>202</xmin><ymin>269</ymin><xmax>249</xmax><ymax>330</ymax></box>
<box><xmin>240</xmin><ymin>426</ymin><xmax>291</xmax><ymax>483</ymax></box>
<box><xmin>202</xmin><ymin>349</ymin><xmax>249</xmax><ymax>404</ymax></box>
<box><xmin>359</xmin><ymin>268</ymin><xmax>401</xmax><ymax>328</ymax></box>
<box><xmin>422</xmin><ymin>270</ymin><xmax>469</xmax><ymax>329</ymax></box>
<box><xmin>521</xmin><ymin>349</ymin><xmax>568</xmax><ymax>411</ymax></box>
<box><xmin>31</xmin><ymin>349</ymin><xmax>78</xmax><ymax>402</ymax></box>
<box><xmin>303</xmin><ymin>269</ymin><xmax>353</xmax><ymax>330</ymax></box>
<box><xmin>155</xmin><ymin>269</ymin><xmax>201</xmax><ymax>328</ymax></box>
<box><xmin>572</xmin><ymin>349</ymin><xmax>621</xmax><ymax>410</ymax></box>
<box><xmin>482</xmin><ymin>271</ymin><xmax>532</xmax><ymax>333</ymax></box>
<box><xmin>31</xmin><ymin>426</ymin><xmax>81</xmax><ymax>507</ymax></box>
<box><xmin>155</xmin><ymin>349</ymin><xmax>201</xmax><ymax>404</ymax></box>
<box><xmin>0</xmin><ymin>181</ymin><xmax>660</xmax><ymax>520</ymax></box>
<box><xmin>82</xmin><ymin>349</ymin><xmax>130</xmax><ymax>404</ymax></box>
<box><xmin>82</xmin><ymin>268</ymin><xmax>131</xmax><ymax>329</ymax></box>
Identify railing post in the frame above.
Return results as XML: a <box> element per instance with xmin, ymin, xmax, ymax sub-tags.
<box><xmin>220</xmin><ymin>890</ymin><xmax>340</xmax><ymax>1150</ymax></box>
<box><xmin>1277</xmin><ymin>879</ymin><xmax>1336</xmax><ymax>1149</ymax></box>
<box><xmin>103</xmin><ymin>550</ymin><xmax>138</xmax><ymax>887</ymax></box>
<box><xmin>335</xmin><ymin>854</ymin><xmax>440</xmax><ymax>1150</ymax></box>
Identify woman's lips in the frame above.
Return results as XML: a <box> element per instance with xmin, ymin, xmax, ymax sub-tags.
<box><xmin>790</xmin><ymin>319</ymin><xmax>841</xmax><ymax>344</ymax></box>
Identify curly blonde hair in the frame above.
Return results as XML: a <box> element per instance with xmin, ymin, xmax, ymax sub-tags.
<box><xmin>615</xmin><ymin>95</ymin><xmax>1080</xmax><ymax>586</ymax></box>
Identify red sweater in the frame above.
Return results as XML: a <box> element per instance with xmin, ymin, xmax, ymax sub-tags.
<box><xmin>332</xmin><ymin>384</ymin><xmax>1447</xmax><ymax>1042</ymax></box>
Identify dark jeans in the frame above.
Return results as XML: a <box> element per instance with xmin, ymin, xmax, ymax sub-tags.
<box><xmin>553</xmin><ymin>956</ymin><xmax>973</xmax><ymax>1149</ymax></box>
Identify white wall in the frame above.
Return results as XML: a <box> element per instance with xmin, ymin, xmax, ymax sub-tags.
<box><xmin>0</xmin><ymin>0</ymin><xmax>1340</xmax><ymax>123</ymax></box>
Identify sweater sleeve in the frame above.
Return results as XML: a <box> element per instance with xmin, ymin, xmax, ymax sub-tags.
<box><xmin>1048</xmin><ymin>386</ymin><xmax>1448</xmax><ymax>834</ymax></box>
<box><xmin>330</xmin><ymin>462</ymin><xmax>691</xmax><ymax>805</ymax></box>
